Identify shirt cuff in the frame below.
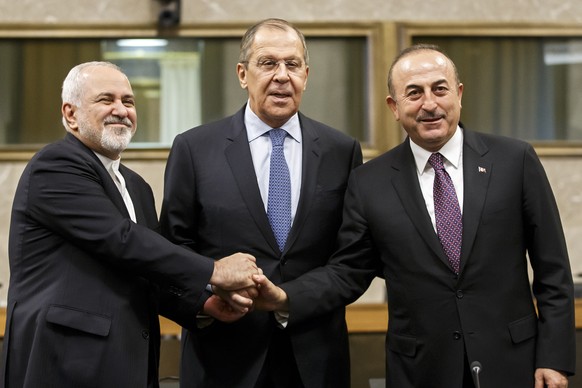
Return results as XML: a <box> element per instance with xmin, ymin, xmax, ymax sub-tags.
<box><xmin>274</xmin><ymin>310</ymin><xmax>289</xmax><ymax>328</ymax></box>
<box><xmin>196</xmin><ymin>284</ymin><xmax>215</xmax><ymax>328</ymax></box>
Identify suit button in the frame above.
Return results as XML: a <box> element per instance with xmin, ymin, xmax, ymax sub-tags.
<box><xmin>142</xmin><ymin>330</ymin><xmax>150</xmax><ymax>339</ymax></box>
<box><xmin>456</xmin><ymin>290</ymin><xmax>464</xmax><ymax>299</ymax></box>
<box><xmin>281</xmin><ymin>257</ymin><xmax>287</xmax><ymax>265</ymax></box>
<box><xmin>169</xmin><ymin>286</ymin><xmax>183</xmax><ymax>296</ymax></box>
<box><xmin>453</xmin><ymin>331</ymin><xmax>462</xmax><ymax>340</ymax></box>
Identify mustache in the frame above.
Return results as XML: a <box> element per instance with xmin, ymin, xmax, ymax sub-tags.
<box><xmin>103</xmin><ymin>116</ymin><xmax>133</xmax><ymax>127</ymax></box>
<box><xmin>417</xmin><ymin>111</ymin><xmax>445</xmax><ymax>121</ymax></box>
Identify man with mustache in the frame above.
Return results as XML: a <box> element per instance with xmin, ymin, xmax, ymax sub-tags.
<box><xmin>0</xmin><ymin>61</ymin><xmax>259</xmax><ymax>388</ymax></box>
<box><xmin>253</xmin><ymin>44</ymin><xmax>576</xmax><ymax>388</ymax></box>
<box><xmin>160</xmin><ymin>18</ymin><xmax>362</xmax><ymax>388</ymax></box>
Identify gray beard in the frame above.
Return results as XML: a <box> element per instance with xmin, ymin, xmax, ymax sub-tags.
<box><xmin>77</xmin><ymin>117</ymin><xmax>134</xmax><ymax>156</ymax></box>
<box><xmin>100</xmin><ymin>126</ymin><xmax>133</xmax><ymax>155</ymax></box>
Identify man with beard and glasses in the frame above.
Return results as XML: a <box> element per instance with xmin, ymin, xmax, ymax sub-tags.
<box><xmin>0</xmin><ymin>61</ymin><xmax>261</xmax><ymax>388</ymax></box>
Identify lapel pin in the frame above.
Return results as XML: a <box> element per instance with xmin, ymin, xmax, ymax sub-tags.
<box><xmin>478</xmin><ymin>166</ymin><xmax>487</xmax><ymax>173</ymax></box>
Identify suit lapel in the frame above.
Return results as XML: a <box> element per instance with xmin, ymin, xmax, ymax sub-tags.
<box><xmin>65</xmin><ymin>134</ymin><xmax>131</xmax><ymax>222</ymax></box>
<box><xmin>391</xmin><ymin>140</ymin><xmax>451</xmax><ymax>269</ymax></box>
<box><xmin>459</xmin><ymin>129</ymin><xmax>491</xmax><ymax>273</ymax></box>
<box><xmin>394</xmin><ymin>132</ymin><xmax>493</xmax><ymax>274</ymax></box>
<box><xmin>284</xmin><ymin>114</ymin><xmax>320</xmax><ymax>253</ymax></box>
<box><xmin>224</xmin><ymin>113</ymin><xmax>281</xmax><ymax>254</ymax></box>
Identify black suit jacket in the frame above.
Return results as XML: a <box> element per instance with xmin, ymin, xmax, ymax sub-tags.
<box><xmin>282</xmin><ymin>129</ymin><xmax>575</xmax><ymax>387</ymax></box>
<box><xmin>160</xmin><ymin>106</ymin><xmax>362</xmax><ymax>388</ymax></box>
<box><xmin>0</xmin><ymin>133</ymin><xmax>215</xmax><ymax>388</ymax></box>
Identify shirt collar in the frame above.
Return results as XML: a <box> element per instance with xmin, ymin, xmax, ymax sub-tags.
<box><xmin>94</xmin><ymin>151</ymin><xmax>121</xmax><ymax>173</ymax></box>
<box><xmin>409</xmin><ymin>125</ymin><xmax>463</xmax><ymax>175</ymax></box>
<box><xmin>244</xmin><ymin>102</ymin><xmax>302</xmax><ymax>143</ymax></box>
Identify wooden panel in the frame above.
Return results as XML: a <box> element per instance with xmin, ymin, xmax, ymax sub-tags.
<box><xmin>345</xmin><ymin>303</ymin><xmax>388</xmax><ymax>333</ymax></box>
<box><xmin>2</xmin><ymin>301</ymin><xmax>581</xmax><ymax>338</ymax></box>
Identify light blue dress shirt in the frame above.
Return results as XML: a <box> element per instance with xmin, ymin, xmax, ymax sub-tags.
<box><xmin>244</xmin><ymin>103</ymin><xmax>303</xmax><ymax>222</ymax></box>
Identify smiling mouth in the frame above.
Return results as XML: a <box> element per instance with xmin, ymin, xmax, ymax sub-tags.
<box><xmin>104</xmin><ymin>119</ymin><xmax>132</xmax><ymax>128</ymax></box>
<box><xmin>417</xmin><ymin>113</ymin><xmax>444</xmax><ymax>124</ymax></box>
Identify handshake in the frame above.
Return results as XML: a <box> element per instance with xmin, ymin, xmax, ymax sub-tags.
<box><xmin>204</xmin><ymin>252</ymin><xmax>288</xmax><ymax>323</ymax></box>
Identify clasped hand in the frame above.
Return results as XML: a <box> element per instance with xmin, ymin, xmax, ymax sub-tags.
<box><xmin>203</xmin><ymin>254</ymin><xmax>288</xmax><ymax>323</ymax></box>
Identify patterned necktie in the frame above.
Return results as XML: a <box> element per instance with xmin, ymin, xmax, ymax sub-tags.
<box><xmin>428</xmin><ymin>152</ymin><xmax>462</xmax><ymax>273</ymax></box>
<box><xmin>267</xmin><ymin>128</ymin><xmax>292</xmax><ymax>252</ymax></box>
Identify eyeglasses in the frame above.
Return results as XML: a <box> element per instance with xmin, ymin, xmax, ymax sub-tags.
<box><xmin>243</xmin><ymin>59</ymin><xmax>305</xmax><ymax>75</ymax></box>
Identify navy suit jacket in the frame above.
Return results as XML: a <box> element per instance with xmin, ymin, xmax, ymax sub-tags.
<box><xmin>160</xmin><ymin>106</ymin><xmax>362</xmax><ymax>388</ymax></box>
<box><xmin>282</xmin><ymin>129</ymin><xmax>575</xmax><ymax>387</ymax></box>
<box><xmin>1</xmin><ymin>133</ymin><xmax>214</xmax><ymax>388</ymax></box>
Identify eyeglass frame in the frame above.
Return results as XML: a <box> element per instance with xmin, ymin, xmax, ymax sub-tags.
<box><xmin>240</xmin><ymin>57</ymin><xmax>307</xmax><ymax>75</ymax></box>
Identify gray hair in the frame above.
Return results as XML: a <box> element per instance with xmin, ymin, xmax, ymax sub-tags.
<box><xmin>61</xmin><ymin>61</ymin><xmax>123</xmax><ymax>131</ymax></box>
<box><xmin>238</xmin><ymin>18</ymin><xmax>309</xmax><ymax>66</ymax></box>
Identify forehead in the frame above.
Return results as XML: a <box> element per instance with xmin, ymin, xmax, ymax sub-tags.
<box><xmin>250</xmin><ymin>26</ymin><xmax>304</xmax><ymax>58</ymax></box>
<box><xmin>393</xmin><ymin>51</ymin><xmax>456</xmax><ymax>89</ymax></box>
<box><xmin>81</xmin><ymin>66</ymin><xmax>133</xmax><ymax>97</ymax></box>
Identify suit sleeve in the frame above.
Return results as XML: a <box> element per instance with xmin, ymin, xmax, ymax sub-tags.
<box><xmin>24</xmin><ymin>147</ymin><xmax>214</xmax><ymax>327</ymax></box>
<box><xmin>350</xmin><ymin>137</ymin><xmax>364</xmax><ymax>171</ymax></box>
<box><xmin>281</xmin><ymin>170</ymin><xmax>380</xmax><ymax>326</ymax></box>
<box><xmin>522</xmin><ymin>145</ymin><xmax>576</xmax><ymax>374</ymax></box>
<box><xmin>160</xmin><ymin>134</ymin><xmax>200</xmax><ymax>250</ymax></box>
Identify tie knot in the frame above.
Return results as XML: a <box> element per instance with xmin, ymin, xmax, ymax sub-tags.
<box><xmin>269</xmin><ymin>128</ymin><xmax>287</xmax><ymax>147</ymax></box>
<box><xmin>428</xmin><ymin>152</ymin><xmax>445</xmax><ymax>171</ymax></box>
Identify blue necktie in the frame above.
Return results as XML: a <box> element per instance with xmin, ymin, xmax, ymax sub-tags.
<box><xmin>267</xmin><ymin>128</ymin><xmax>292</xmax><ymax>252</ymax></box>
<box><xmin>429</xmin><ymin>152</ymin><xmax>463</xmax><ymax>274</ymax></box>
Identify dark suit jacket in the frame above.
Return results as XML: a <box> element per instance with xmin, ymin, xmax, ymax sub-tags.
<box><xmin>282</xmin><ymin>129</ymin><xmax>576</xmax><ymax>387</ymax></box>
<box><xmin>0</xmin><ymin>133</ymin><xmax>215</xmax><ymax>388</ymax></box>
<box><xmin>160</xmin><ymin>106</ymin><xmax>362</xmax><ymax>388</ymax></box>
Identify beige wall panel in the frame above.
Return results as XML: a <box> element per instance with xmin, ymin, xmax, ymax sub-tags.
<box><xmin>1</xmin><ymin>0</ymin><xmax>582</xmax><ymax>25</ymax></box>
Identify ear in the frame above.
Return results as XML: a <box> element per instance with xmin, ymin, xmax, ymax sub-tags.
<box><xmin>386</xmin><ymin>95</ymin><xmax>400</xmax><ymax>121</ymax></box>
<box><xmin>62</xmin><ymin>103</ymin><xmax>79</xmax><ymax>131</ymax></box>
<box><xmin>302</xmin><ymin>65</ymin><xmax>309</xmax><ymax>91</ymax></box>
<box><xmin>237</xmin><ymin>63</ymin><xmax>248</xmax><ymax>90</ymax></box>
<box><xmin>457</xmin><ymin>83</ymin><xmax>464</xmax><ymax>109</ymax></box>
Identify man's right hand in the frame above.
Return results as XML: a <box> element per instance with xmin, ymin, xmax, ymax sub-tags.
<box><xmin>209</xmin><ymin>252</ymin><xmax>258</xmax><ymax>290</ymax></box>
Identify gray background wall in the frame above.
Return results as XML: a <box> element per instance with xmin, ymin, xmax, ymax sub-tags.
<box><xmin>1</xmin><ymin>0</ymin><xmax>582</xmax><ymax>25</ymax></box>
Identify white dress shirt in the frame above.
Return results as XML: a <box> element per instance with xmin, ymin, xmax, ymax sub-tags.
<box><xmin>409</xmin><ymin>126</ymin><xmax>464</xmax><ymax>232</ymax></box>
<box><xmin>95</xmin><ymin>152</ymin><xmax>137</xmax><ymax>223</ymax></box>
<box><xmin>244</xmin><ymin>103</ymin><xmax>303</xmax><ymax>222</ymax></box>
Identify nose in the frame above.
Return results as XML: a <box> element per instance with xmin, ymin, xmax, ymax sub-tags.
<box><xmin>273</xmin><ymin>62</ymin><xmax>290</xmax><ymax>82</ymax></box>
<box><xmin>111</xmin><ymin>99</ymin><xmax>129</xmax><ymax>117</ymax></box>
<box><xmin>421</xmin><ymin>91</ymin><xmax>437</xmax><ymax>111</ymax></box>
